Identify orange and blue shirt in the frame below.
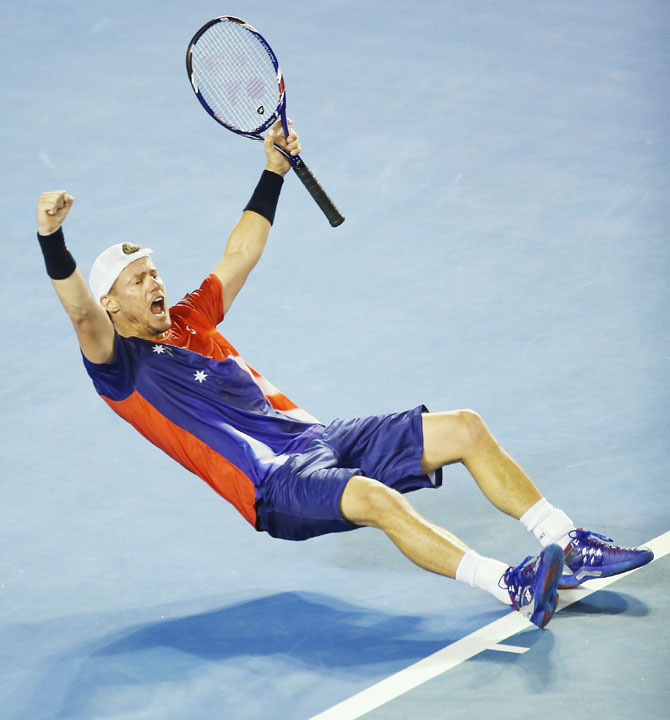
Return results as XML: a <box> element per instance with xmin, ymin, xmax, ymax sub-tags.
<box><xmin>82</xmin><ymin>274</ymin><xmax>322</xmax><ymax>528</ymax></box>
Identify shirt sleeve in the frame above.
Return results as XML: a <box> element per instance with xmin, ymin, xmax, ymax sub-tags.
<box><xmin>81</xmin><ymin>333</ymin><xmax>137</xmax><ymax>401</ymax></box>
<box><xmin>170</xmin><ymin>274</ymin><xmax>224</xmax><ymax>330</ymax></box>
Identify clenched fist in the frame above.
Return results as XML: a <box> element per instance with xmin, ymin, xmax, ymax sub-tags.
<box><xmin>37</xmin><ymin>191</ymin><xmax>74</xmax><ymax>236</ymax></box>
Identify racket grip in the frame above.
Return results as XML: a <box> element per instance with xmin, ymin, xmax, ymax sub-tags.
<box><xmin>292</xmin><ymin>159</ymin><xmax>345</xmax><ymax>227</ymax></box>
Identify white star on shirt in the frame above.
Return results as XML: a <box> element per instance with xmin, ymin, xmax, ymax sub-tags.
<box><xmin>152</xmin><ymin>345</ymin><xmax>166</xmax><ymax>354</ymax></box>
<box><xmin>194</xmin><ymin>370</ymin><xmax>208</xmax><ymax>383</ymax></box>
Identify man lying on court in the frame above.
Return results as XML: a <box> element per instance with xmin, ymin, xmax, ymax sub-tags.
<box><xmin>36</xmin><ymin>121</ymin><xmax>653</xmax><ymax>630</ymax></box>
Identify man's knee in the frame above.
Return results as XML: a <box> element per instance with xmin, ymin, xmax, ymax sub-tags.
<box><xmin>456</xmin><ymin>409</ymin><xmax>488</xmax><ymax>449</ymax></box>
<box><xmin>421</xmin><ymin>408</ymin><xmax>489</xmax><ymax>471</ymax></box>
<box><xmin>340</xmin><ymin>475</ymin><xmax>405</xmax><ymax>529</ymax></box>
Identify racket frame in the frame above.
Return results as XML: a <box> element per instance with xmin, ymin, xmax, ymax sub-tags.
<box><xmin>187</xmin><ymin>16</ymin><xmax>288</xmax><ymax>142</ymax></box>
<box><xmin>186</xmin><ymin>16</ymin><xmax>345</xmax><ymax>227</ymax></box>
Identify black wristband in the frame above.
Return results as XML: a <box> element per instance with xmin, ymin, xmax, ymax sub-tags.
<box><xmin>244</xmin><ymin>170</ymin><xmax>284</xmax><ymax>225</ymax></box>
<box><xmin>37</xmin><ymin>227</ymin><xmax>77</xmax><ymax>280</ymax></box>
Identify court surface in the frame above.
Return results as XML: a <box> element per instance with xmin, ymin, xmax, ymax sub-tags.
<box><xmin>2</xmin><ymin>1</ymin><xmax>668</xmax><ymax>718</ymax></box>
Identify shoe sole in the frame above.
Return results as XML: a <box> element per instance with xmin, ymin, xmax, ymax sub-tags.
<box><xmin>530</xmin><ymin>544</ymin><xmax>563</xmax><ymax>629</ymax></box>
<box><xmin>558</xmin><ymin>549</ymin><xmax>654</xmax><ymax>589</ymax></box>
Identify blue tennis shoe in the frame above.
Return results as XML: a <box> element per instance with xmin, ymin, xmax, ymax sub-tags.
<box><xmin>559</xmin><ymin>529</ymin><xmax>654</xmax><ymax>589</ymax></box>
<box><xmin>503</xmin><ymin>544</ymin><xmax>563</xmax><ymax>629</ymax></box>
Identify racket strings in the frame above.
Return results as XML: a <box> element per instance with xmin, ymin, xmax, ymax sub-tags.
<box><xmin>190</xmin><ymin>22</ymin><xmax>281</xmax><ymax>134</ymax></box>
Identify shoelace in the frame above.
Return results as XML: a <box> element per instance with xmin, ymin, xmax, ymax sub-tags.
<box><xmin>500</xmin><ymin>555</ymin><xmax>533</xmax><ymax>592</ymax></box>
<box><xmin>570</xmin><ymin>529</ymin><xmax>620</xmax><ymax>554</ymax></box>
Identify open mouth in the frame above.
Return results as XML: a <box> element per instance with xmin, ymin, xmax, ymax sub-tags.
<box><xmin>150</xmin><ymin>296</ymin><xmax>166</xmax><ymax>316</ymax></box>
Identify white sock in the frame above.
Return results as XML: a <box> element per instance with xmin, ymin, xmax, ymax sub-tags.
<box><xmin>520</xmin><ymin>497</ymin><xmax>575</xmax><ymax>550</ymax></box>
<box><xmin>456</xmin><ymin>549</ymin><xmax>511</xmax><ymax>605</ymax></box>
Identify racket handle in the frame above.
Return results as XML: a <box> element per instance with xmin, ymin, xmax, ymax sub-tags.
<box><xmin>292</xmin><ymin>158</ymin><xmax>345</xmax><ymax>227</ymax></box>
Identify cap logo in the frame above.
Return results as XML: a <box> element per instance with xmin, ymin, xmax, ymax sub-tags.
<box><xmin>122</xmin><ymin>243</ymin><xmax>142</xmax><ymax>255</ymax></box>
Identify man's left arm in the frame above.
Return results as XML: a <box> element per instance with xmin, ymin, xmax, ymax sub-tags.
<box><xmin>213</xmin><ymin>120</ymin><xmax>301</xmax><ymax>316</ymax></box>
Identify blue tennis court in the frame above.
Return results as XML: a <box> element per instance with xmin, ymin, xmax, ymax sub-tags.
<box><xmin>2</xmin><ymin>1</ymin><xmax>668</xmax><ymax>718</ymax></box>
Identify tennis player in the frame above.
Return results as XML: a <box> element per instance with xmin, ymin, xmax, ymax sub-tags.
<box><xmin>36</xmin><ymin>121</ymin><xmax>653</xmax><ymax>629</ymax></box>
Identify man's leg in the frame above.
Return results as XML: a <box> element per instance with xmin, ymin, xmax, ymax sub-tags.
<box><xmin>420</xmin><ymin>409</ymin><xmax>543</xmax><ymax>519</ymax></box>
<box><xmin>340</xmin><ymin>474</ymin><xmax>469</xmax><ymax>578</ymax></box>
<box><xmin>339</xmin><ymin>474</ymin><xmax>563</xmax><ymax>628</ymax></box>
<box><xmin>420</xmin><ymin>409</ymin><xmax>654</xmax><ymax>587</ymax></box>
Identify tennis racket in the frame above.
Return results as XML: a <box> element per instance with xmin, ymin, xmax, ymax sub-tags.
<box><xmin>186</xmin><ymin>16</ymin><xmax>345</xmax><ymax>228</ymax></box>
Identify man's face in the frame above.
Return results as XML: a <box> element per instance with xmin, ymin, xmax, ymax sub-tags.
<box><xmin>106</xmin><ymin>257</ymin><xmax>171</xmax><ymax>337</ymax></box>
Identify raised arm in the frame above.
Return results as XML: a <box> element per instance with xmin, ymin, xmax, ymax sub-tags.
<box><xmin>212</xmin><ymin>120</ymin><xmax>301</xmax><ymax>315</ymax></box>
<box><xmin>37</xmin><ymin>191</ymin><xmax>115</xmax><ymax>364</ymax></box>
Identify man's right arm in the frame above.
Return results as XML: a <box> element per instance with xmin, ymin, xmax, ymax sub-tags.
<box><xmin>37</xmin><ymin>191</ymin><xmax>115</xmax><ymax>364</ymax></box>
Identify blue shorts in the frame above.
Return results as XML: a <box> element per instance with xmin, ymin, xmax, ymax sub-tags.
<box><xmin>255</xmin><ymin>405</ymin><xmax>443</xmax><ymax>541</ymax></box>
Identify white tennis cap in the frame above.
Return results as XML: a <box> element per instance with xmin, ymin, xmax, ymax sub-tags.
<box><xmin>89</xmin><ymin>242</ymin><xmax>154</xmax><ymax>303</ymax></box>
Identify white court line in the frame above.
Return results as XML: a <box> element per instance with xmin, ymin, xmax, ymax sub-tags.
<box><xmin>308</xmin><ymin>530</ymin><xmax>669</xmax><ymax>720</ymax></box>
<box><xmin>486</xmin><ymin>643</ymin><xmax>529</xmax><ymax>654</ymax></box>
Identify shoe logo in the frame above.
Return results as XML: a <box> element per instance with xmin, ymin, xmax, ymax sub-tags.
<box><xmin>576</xmin><ymin>568</ymin><xmax>602</xmax><ymax>581</ymax></box>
